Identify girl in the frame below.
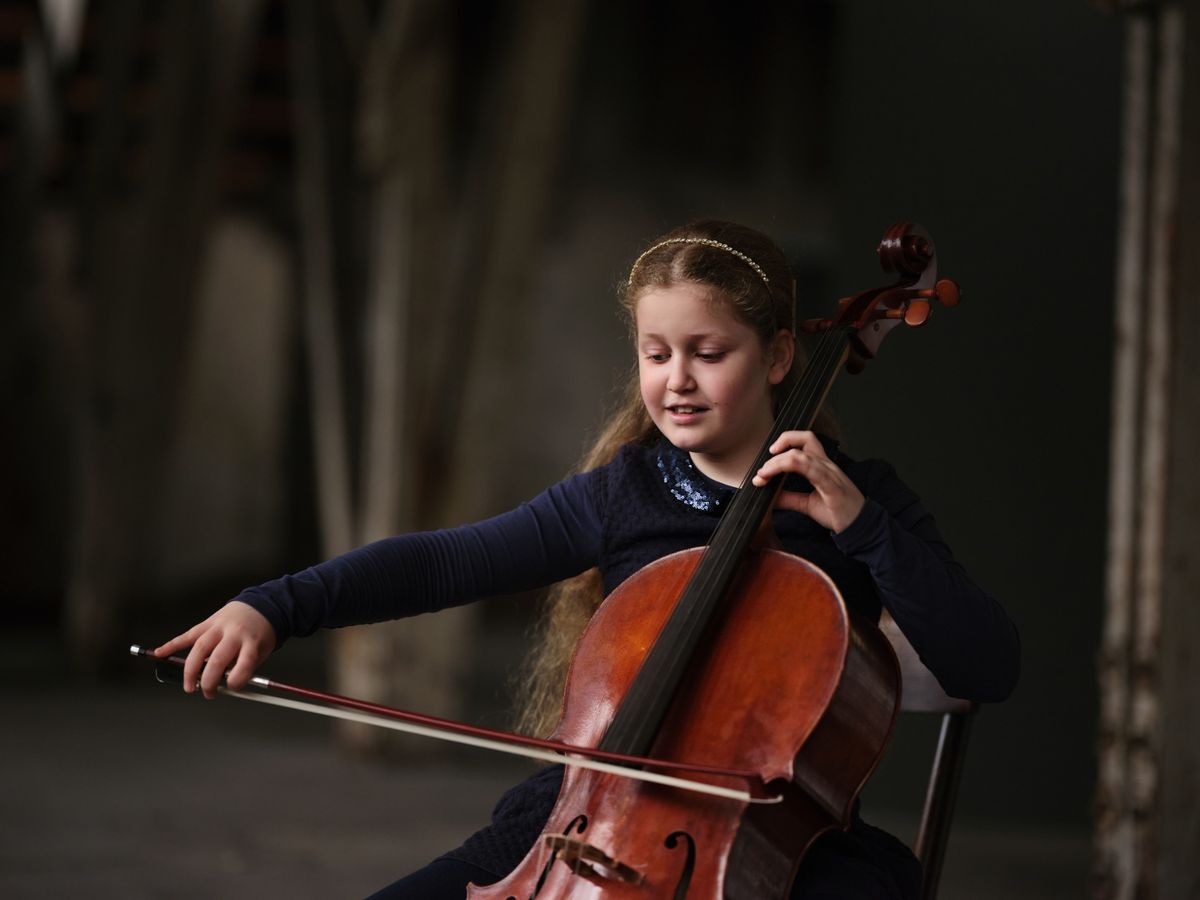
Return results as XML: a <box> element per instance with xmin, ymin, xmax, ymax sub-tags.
<box><xmin>156</xmin><ymin>220</ymin><xmax>1019</xmax><ymax>899</ymax></box>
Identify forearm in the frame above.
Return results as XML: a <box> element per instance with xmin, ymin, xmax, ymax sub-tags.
<box><xmin>835</xmin><ymin>498</ymin><xmax>1020</xmax><ymax>702</ymax></box>
<box><xmin>236</xmin><ymin>476</ymin><xmax>602</xmax><ymax>645</ymax></box>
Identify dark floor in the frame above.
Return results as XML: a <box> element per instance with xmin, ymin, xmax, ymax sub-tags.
<box><xmin>0</xmin><ymin>631</ymin><xmax>1089</xmax><ymax>899</ymax></box>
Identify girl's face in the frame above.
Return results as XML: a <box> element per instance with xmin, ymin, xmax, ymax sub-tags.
<box><xmin>635</xmin><ymin>283</ymin><xmax>793</xmax><ymax>486</ymax></box>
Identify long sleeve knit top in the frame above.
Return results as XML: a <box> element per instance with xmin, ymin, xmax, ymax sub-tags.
<box><xmin>238</xmin><ymin>438</ymin><xmax>1018</xmax><ymax>703</ymax></box>
<box><xmin>235</xmin><ymin>437</ymin><xmax>1019</xmax><ymax>895</ymax></box>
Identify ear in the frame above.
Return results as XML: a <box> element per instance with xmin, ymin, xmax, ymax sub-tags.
<box><xmin>767</xmin><ymin>329</ymin><xmax>794</xmax><ymax>386</ymax></box>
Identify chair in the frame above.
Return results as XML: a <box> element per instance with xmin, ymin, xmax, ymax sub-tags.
<box><xmin>878</xmin><ymin>611</ymin><xmax>978</xmax><ymax>900</ymax></box>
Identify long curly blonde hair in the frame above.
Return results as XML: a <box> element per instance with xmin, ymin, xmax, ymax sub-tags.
<box><xmin>513</xmin><ymin>220</ymin><xmax>836</xmax><ymax>737</ymax></box>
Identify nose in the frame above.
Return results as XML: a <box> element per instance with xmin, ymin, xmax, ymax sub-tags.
<box><xmin>666</xmin><ymin>357</ymin><xmax>695</xmax><ymax>394</ymax></box>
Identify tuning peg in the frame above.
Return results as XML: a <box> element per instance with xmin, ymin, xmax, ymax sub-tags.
<box><xmin>905</xmin><ymin>279</ymin><xmax>960</xmax><ymax>313</ymax></box>
<box><xmin>800</xmin><ymin>318</ymin><xmax>834</xmax><ymax>333</ymax></box>
<box><xmin>904</xmin><ymin>300</ymin><xmax>931</xmax><ymax>326</ymax></box>
<box><xmin>933</xmin><ymin>278</ymin><xmax>960</xmax><ymax>307</ymax></box>
<box><xmin>880</xmin><ymin>299</ymin><xmax>931</xmax><ymax>326</ymax></box>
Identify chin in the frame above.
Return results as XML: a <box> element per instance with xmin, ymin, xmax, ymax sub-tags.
<box><xmin>662</xmin><ymin>430</ymin><xmax>708</xmax><ymax>453</ymax></box>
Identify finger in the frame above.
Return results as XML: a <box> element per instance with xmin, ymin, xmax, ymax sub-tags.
<box><xmin>791</xmin><ymin>454</ymin><xmax>842</xmax><ymax>490</ymax></box>
<box><xmin>752</xmin><ymin>456</ymin><xmax>793</xmax><ymax>486</ymax></box>
<box><xmin>751</xmin><ymin>459</ymin><xmax>785</xmax><ymax>486</ymax></box>
<box><xmin>182</xmin><ymin>627</ymin><xmax>219</xmax><ymax>695</ymax></box>
<box><xmin>155</xmin><ymin>626</ymin><xmax>200</xmax><ymax>658</ymax></box>
<box><xmin>752</xmin><ymin>449</ymin><xmax>814</xmax><ymax>485</ymax></box>
<box><xmin>225</xmin><ymin>643</ymin><xmax>265</xmax><ymax>692</ymax></box>
<box><xmin>774</xmin><ymin>489</ymin><xmax>812</xmax><ymax>515</ymax></box>
<box><xmin>199</xmin><ymin>638</ymin><xmax>240</xmax><ymax>699</ymax></box>
<box><xmin>769</xmin><ymin>430</ymin><xmax>823</xmax><ymax>456</ymax></box>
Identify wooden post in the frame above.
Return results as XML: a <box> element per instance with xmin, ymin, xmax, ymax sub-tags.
<box><xmin>1094</xmin><ymin>3</ymin><xmax>1200</xmax><ymax>897</ymax></box>
<box><xmin>1154</xmin><ymin>3</ymin><xmax>1200</xmax><ymax>894</ymax></box>
<box><xmin>332</xmin><ymin>0</ymin><xmax>457</xmax><ymax>747</ymax></box>
<box><xmin>311</xmin><ymin>0</ymin><xmax>589</xmax><ymax>751</ymax></box>
<box><xmin>286</xmin><ymin>0</ymin><xmax>355</xmax><ymax>561</ymax></box>
<box><xmin>63</xmin><ymin>0</ymin><xmax>262</xmax><ymax>669</ymax></box>
<box><xmin>426</xmin><ymin>0</ymin><xmax>590</xmax><ymax>522</ymax></box>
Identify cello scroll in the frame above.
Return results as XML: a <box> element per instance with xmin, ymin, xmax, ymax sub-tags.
<box><xmin>802</xmin><ymin>222</ymin><xmax>960</xmax><ymax>372</ymax></box>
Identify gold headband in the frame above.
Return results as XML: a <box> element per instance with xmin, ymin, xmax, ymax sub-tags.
<box><xmin>627</xmin><ymin>237</ymin><xmax>771</xmax><ymax>288</ymax></box>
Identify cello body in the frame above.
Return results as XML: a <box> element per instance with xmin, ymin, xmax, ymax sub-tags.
<box><xmin>468</xmin><ymin>546</ymin><xmax>899</xmax><ymax>899</ymax></box>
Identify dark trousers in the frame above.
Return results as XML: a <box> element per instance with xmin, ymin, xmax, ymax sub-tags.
<box><xmin>364</xmin><ymin>834</ymin><xmax>921</xmax><ymax>900</ymax></box>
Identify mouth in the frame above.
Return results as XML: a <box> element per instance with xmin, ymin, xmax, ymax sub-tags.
<box><xmin>666</xmin><ymin>405</ymin><xmax>708</xmax><ymax>421</ymax></box>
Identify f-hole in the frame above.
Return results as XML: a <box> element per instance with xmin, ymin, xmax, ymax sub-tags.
<box><xmin>530</xmin><ymin>815</ymin><xmax>587</xmax><ymax>898</ymax></box>
<box><xmin>664</xmin><ymin>831</ymin><xmax>696</xmax><ymax>899</ymax></box>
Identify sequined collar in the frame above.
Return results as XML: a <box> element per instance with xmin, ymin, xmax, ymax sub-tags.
<box><xmin>655</xmin><ymin>441</ymin><xmax>734</xmax><ymax>513</ymax></box>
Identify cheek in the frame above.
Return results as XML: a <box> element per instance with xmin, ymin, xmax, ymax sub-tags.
<box><xmin>637</xmin><ymin>364</ymin><xmax>658</xmax><ymax>405</ymax></box>
<box><xmin>719</xmin><ymin>364</ymin><xmax>771</xmax><ymax>409</ymax></box>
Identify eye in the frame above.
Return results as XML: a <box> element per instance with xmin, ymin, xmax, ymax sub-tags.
<box><xmin>696</xmin><ymin>351</ymin><xmax>726</xmax><ymax>362</ymax></box>
<box><xmin>643</xmin><ymin>351</ymin><xmax>669</xmax><ymax>363</ymax></box>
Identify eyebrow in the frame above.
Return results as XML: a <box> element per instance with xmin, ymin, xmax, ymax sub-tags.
<box><xmin>637</xmin><ymin>332</ymin><xmax>728</xmax><ymax>342</ymax></box>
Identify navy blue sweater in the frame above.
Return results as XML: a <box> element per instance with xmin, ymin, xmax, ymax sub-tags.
<box><xmin>236</xmin><ymin>438</ymin><xmax>1019</xmax><ymax>895</ymax></box>
<box><xmin>239</xmin><ymin>439</ymin><xmax>1018</xmax><ymax>703</ymax></box>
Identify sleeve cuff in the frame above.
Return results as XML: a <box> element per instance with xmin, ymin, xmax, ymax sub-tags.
<box><xmin>831</xmin><ymin>497</ymin><xmax>889</xmax><ymax>556</ymax></box>
<box><xmin>232</xmin><ymin>589</ymin><xmax>289</xmax><ymax>649</ymax></box>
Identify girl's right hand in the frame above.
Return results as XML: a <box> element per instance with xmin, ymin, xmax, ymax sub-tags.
<box><xmin>154</xmin><ymin>601</ymin><xmax>276</xmax><ymax>699</ymax></box>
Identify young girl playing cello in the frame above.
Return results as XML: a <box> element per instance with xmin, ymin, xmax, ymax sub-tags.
<box><xmin>155</xmin><ymin>220</ymin><xmax>1019</xmax><ymax>899</ymax></box>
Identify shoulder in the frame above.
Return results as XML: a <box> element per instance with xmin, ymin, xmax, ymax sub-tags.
<box><xmin>589</xmin><ymin>441</ymin><xmax>660</xmax><ymax>486</ymax></box>
<box><xmin>581</xmin><ymin>440</ymin><xmax>670</xmax><ymax>517</ymax></box>
<box><xmin>550</xmin><ymin>441</ymin><xmax>659</xmax><ymax>519</ymax></box>
<box><xmin>610</xmin><ymin>440</ymin><xmax>659</xmax><ymax>470</ymax></box>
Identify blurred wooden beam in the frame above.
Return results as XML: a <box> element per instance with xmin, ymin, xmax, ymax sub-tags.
<box><xmin>63</xmin><ymin>0</ymin><xmax>264</xmax><ymax>669</ymax></box>
<box><xmin>314</xmin><ymin>0</ymin><xmax>589</xmax><ymax>751</ymax></box>
<box><xmin>423</xmin><ymin>0</ymin><xmax>589</xmax><ymax>523</ymax></box>
<box><xmin>1095</xmin><ymin>3</ymin><xmax>1200</xmax><ymax>897</ymax></box>
<box><xmin>286</xmin><ymin>0</ymin><xmax>355</xmax><ymax>559</ymax></box>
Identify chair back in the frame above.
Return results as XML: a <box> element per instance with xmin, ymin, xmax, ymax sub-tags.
<box><xmin>878</xmin><ymin>611</ymin><xmax>977</xmax><ymax>900</ymax></box>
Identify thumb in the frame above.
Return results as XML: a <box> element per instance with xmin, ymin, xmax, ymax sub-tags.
<box><xmin>774</xmin><ymin>489</ymin><xmax>812</xmax><ymax>516</ymax></box>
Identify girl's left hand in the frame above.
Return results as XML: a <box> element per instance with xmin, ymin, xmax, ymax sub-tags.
<box><xmin>751</xmin><ymin>430</ymin><xmax>865</xmax><ymax>534</ymax></box>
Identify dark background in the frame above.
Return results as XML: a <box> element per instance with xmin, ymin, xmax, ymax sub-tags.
<box><xmin>0</xmin><ymin>0</ymin><xmax>1123</xmax><ymax>894</ymax></box>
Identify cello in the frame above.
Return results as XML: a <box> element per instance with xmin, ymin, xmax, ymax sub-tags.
<box><xmin>469</xmin><ymin>221</ymin><xmax>960</xmax><ymax>899</ymax></box>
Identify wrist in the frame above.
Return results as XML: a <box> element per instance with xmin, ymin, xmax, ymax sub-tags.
<box><xmin>832</xmin><ymin>498</ymin><xmax>887</xmax><ymax>551</ymax></box>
